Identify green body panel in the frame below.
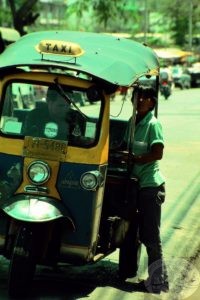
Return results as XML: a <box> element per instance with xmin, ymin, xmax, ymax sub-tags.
<box><xmin>0</xmin><ymin>31</ymin><xmax>159</xmax><ymax>86</ymax></box>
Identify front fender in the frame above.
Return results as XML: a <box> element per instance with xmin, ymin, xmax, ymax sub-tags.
<box><xmin>2</xmin><ymin>194</ymin><xmax>75</xmax><ymax>230</ymax></box>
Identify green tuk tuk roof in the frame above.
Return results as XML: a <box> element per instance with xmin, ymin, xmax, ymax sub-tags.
<box><xmin>0</xmin><ymin>31</ymin><xmax>159</xmax><ymax>86</ymax></box>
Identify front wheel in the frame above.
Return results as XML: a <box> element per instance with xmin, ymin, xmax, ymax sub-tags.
<box><xmin>8</xmin><ymin>224</ymin><xmax>37</xmax><ymax>298</ymax></box>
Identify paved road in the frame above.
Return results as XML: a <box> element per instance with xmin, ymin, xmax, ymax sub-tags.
<box><xmin>0</xmin><ymin>87</ymin><xmax>200</xmax><ymax>299</ymax></box>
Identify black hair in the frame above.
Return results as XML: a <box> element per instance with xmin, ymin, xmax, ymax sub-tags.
<box><xmin>137</xmin><ymin>85</ymin><xmax>157</xmax><ymax>103</ymax></box>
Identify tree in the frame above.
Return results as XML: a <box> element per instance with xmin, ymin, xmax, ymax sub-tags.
<box><xmin>157</xmin><ymin>0</ymin><xmax>200</xmax><ymax>48</ymax></box>
<box><xmin>0</xmin><ymin>0</ymin><xmax>13</xmax><ymax>26</ymax></box>
<box><xmin>67</xmin><ymin>0</ymin><xmax>200</xmax><ymax>48</ymax></box>
<box><xmin>8</xmin><ymin>0</ymin><xmax>39</xmax><ymax>35</ymax></box>
<box><xmin>2</xmin><ymin>0</ymin><xmax>199</xmax><ymax>49</ymax></box>
<box><xmin>66</xmin><ymin>0</ymin><xmax>129</xmax><ymax>32</ymax></box>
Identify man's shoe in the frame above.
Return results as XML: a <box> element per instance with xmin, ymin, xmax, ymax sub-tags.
<box><xmin>136</xmin><ymin>279</ymin><xmax>169</xmax><ymax>294</ymax></box>
<box><xmin>117</xmin><ymin>271</ymin><xmax>137</xmax><ymax>282</ymax></box>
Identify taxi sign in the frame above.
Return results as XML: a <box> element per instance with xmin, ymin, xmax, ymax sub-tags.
<box><xmin>36</xmin><ymin>40</ymin><xmax>84</xmax><ymax>57</ymax></box>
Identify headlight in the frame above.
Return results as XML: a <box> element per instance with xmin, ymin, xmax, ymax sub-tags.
<box><xmin>80</xmin><ymin>171</ymin><xmax>103</xmax><ymax>191</ymax></box>
<box><xmin>27</xmin><ymin>161</ymin><xmax>51</xmax><ymax>185</ymax></box>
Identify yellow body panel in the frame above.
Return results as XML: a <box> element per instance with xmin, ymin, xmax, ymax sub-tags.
<box><xmin>16</xmin><ymin>157</ymin><xmax>61</xmax><ymax>199</ymax></box>
<box><xmin>0</xmin><ymin>72</ymin><xmax>91</xmax><ymax>89</ymax></box>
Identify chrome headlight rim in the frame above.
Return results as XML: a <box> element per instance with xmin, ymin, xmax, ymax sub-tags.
<box><xmin>80</xmin><ymin>171</ymin><xmax>102</xmax><ymax>191</ymax></box>
<box><xmin>27</xmin><ymin>160</ymin><xmax>51</xmax><ymax>185</ymax></box>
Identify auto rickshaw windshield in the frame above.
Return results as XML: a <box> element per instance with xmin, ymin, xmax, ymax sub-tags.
<box><xmin>0</xmin><ymin>81</ymin><xmax>102</xmax><ymax>147</ymax></box>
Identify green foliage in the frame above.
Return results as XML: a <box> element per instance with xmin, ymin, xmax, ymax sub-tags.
<box><xmin>158</xmin><ymin>0</ymin><xmax>200</xmax><ymax>47</ymax></box>
<box><xmin>66</xmin><ymin>0</ymin><xmax>89</xmax><ymax>18</ymax></box>
<box><xmin>171</xmin><ymin>17</ymin><xmax>188</xmax><ymax>47</ymax></box>
<box><xmin>0</xmin><ymin>5</ymin><xmax>12</xmax><ymax>26</ymax></box>
<box><xmin>66</xmin><ymin>0</ymin><xmax>136</xmax><ymax>32</ymax></box>
<box><xmin>1</xmin><ymin>0</ymin><xmax>200</xmax><ymax>49</ymax></box>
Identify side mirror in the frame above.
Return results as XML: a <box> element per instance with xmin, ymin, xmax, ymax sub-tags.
<box><xmin>86</xmin><ymin>86</ymin><xmax>101</xmax><ymax>102</ymax></box>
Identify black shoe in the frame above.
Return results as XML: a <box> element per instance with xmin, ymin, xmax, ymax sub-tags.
<box><xmin>136</xmin><ymin>279</ymin><xmax>169</xmax><ymax>294</ymax></box>
<box><xmin>117</xmin><ymin>271</ymin><xmax>137</xmax><ymax>282</ymax></box>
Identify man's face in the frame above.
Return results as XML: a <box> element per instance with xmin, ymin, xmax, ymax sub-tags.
<box><xmin>48</xmin><ymin>93</ymin><xmax>70</xmax><ymax>121</ymax></box>
<box><xmin>136</xmin><ymin>95</ymin><xmax>154</xmax><ymax>114</ymax></box>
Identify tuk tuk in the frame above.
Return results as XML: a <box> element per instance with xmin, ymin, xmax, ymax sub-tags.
<box><xmin>0</xmin><ymin>30</ymin><xmax>159</xmax><ymax>297</ymax></box>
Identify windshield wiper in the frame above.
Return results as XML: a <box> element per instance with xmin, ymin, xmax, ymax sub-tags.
<box><xmin>54</xmin><ymin>78</ymin><xmax>89</xmax><ymax>120</ymax></box>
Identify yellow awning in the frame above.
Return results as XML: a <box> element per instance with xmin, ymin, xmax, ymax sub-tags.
<box><xmin>154</xmin><ymin>48</ymin><xmax>193</xmax><ymax>59</ymax></box>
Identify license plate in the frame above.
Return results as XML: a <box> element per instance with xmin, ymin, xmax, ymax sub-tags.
<box><xmin>23</xmin><ymin>136</ymin><xmax>68</xmax><ymax>161</ymax></box>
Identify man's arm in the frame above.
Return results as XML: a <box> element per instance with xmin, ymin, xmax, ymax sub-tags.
<box><xmin>131</xmin><ymin>143</ymin><xmax>164</xmax><ymax>163</ymax></box>
<box><xmin>118</xmin><ymin>143</ymin><xmax>164</xmax><ymax>164</ymax></box>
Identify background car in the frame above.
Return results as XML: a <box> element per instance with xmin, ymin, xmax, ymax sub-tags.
<box><xmin>188</xmin><ymin>63</ymin><xmax>200</xmax><ymax>87</ymax></box>
<box><xmin>172</xmin><ymin>65</ymin><xmax>191</xmax><ymax>89</ymax></box>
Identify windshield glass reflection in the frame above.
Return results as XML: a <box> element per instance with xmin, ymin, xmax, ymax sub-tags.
<box><xmin>0</xmin><ymin>82</ymin><xmax>102</xmax><ymax>147</ymax></box>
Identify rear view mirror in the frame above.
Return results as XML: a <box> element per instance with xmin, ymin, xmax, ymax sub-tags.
<box><xmin>86</xmin><ymin>86</ymin><xmax>101</xmax><ymax>102</ymax></box>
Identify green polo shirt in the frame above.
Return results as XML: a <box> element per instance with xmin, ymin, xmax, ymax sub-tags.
<box><xmin>126</xmin><ymin>111</ymin><xmax>165</xmax><ymax>188</ymax></box>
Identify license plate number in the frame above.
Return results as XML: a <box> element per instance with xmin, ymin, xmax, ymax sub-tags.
<box><xmin>23</xmin><ymin>136</ymin><xmax>68</xmax><ymax>161</ymax></box>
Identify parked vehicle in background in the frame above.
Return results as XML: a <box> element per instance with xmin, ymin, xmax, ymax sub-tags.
<box><xmin>159</xmin><ymin>79</ymin><xmax>171</xmax><ymax>100</ymax></box>
<box><xmin>188</xmin><ymin>62</ymin><xmax>200</xmax><ymax>87</ymax></box>
<box><xmin>172</xmin><ymin>65</ymin><xmax>191</xmax><ymax>89</ymax></box>
<box><xmin>159</xmin><ymin>70</ymin><xmax>172</xmax><ymax>99</ymax></box>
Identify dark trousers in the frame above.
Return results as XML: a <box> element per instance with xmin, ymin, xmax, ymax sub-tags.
<box><xmin>119</xmin><ymin>184</ymin><xmax>167</xmax><ymax>282</ymax></box>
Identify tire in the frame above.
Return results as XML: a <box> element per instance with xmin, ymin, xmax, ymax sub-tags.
<box><xmin>160</xmin><ymin>85</ymin><xmax>171</xmax><ymax>100</ymax></box>
<box><xmin>163</xmin><ymin>87</ymin><xmax>170</xmax><ymax>100</ymax></box>
<box><xmin>8</xmin><ymin>224</ymin><xmax>37</xmax><ymax>298</ymax></box>
<box><xmin>185</xmin><ymin>81</ymin><xmax>191</xmax><ymax>89</ymax></box>
<box><xmin>164</xmin><ymin>94</ymin><xmax>169</xmax><ymax>100</ymax></box>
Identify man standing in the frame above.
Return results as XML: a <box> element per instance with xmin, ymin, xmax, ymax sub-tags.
<box><xmin>119</xmin><ymin>85</ymin><xmax>168</xmax><ymax>294</ymax></box>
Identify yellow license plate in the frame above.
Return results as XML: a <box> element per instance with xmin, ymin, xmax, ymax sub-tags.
<box><xmin>23</xmin><ymin>136</ymin><xmax>68</xmax><ymax>161</ymax></box>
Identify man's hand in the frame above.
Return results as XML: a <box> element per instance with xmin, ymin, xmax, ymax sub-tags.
<box><xmin>109</xmin><ymin>150</ymin><xmax>135</xmax><ymax>164</ymax></box>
